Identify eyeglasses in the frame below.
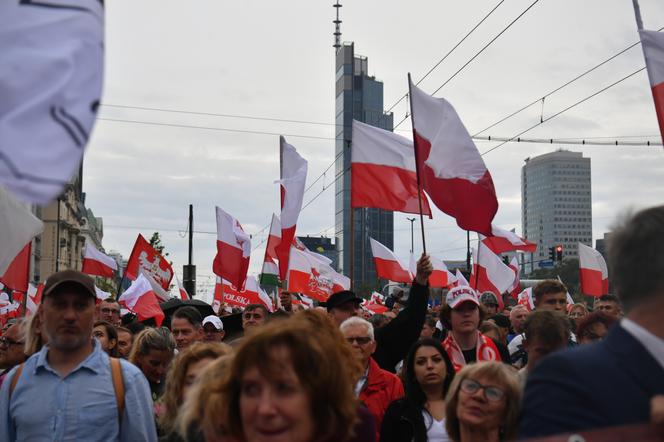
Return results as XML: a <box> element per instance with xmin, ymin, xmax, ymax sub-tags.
<box><xmin>460</xmin><ymin>378</ymin><xmax>505</xmax><ymax>402</ymax></box>
<box><xmin>346</xmin><ymin>336</ymin><xmax>372</xmax><ymax>345</ymax></box>
<box><xmin>100</xmin><ymin>308</ymin><xmax>120</xmax><ymax>316</ymax></box>
<box><xmin>0</xmin><ymin>337</ymin><xmax>25</xmax><ymax>348</ymax></box>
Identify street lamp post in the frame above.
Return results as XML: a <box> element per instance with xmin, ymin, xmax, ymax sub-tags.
<box><xmin>407</xmin><ymin>217</ymin><xmax>416</xmax><ymax>254</ymax></box>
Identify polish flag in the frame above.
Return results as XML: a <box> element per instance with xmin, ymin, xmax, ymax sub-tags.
<box><xmin>0</xmin><ymin>187</ymin><xmax>42</xmax><ymax>276</ymax></box>
<box><xmin>286</xmin><ymin>247</ymin><xmax>348</xmax><ymax>301</ymax></box>
<box><xmin>364</xmin><ymin>303</ymin><xmax>389</xmax><ymax>314</ymax></box>
<box><xmin>125</xmin><ymin>234</ymin><xmax>174</xmax><ymax>290</ymax></box>
<box><xmin>634</xmin><ymin>2</ymin><xmax>664</xmax><ymax>142</ymax></box>
<box><xmin>292</xmin><ymin>294</ymin><xmax>314</xmax><ymax>309</ymax></box>
<box><xmin>0</xmin><ymin>243</ymin><xmax>31</xmax><ymax>293</ymax></box>
<box><xmin>276</xmin><ymin>137</ymin><xmax>308</xmax><ymax>280</ymax></box>
<box><xmin>578</xmin><ymin>243</ymin><xmax>609</xmax><ymax>297</ymax></box>
<box><xmin>119</xmin><ymin>273</ymin><xmax>165</xmax><ymax>326</ymax></box>
<box><xmin>26</xmin><ymin>282</ymin><xmax>44</xmax><ymax>315</ymax></box>
<box><xmin>212</xmin><ymin>277</ymin><xmax>223</xmax><ymax>314</ymax></box>
<box><xmin>455</xmin><ymin>269</ymin><xmax>470</xmax><ymax>287</ymax></box>
<box><xmin>94</xmin><ymin>285</ymin><xmax>112</xmax><ymax>302</ymax></box>
<box><xmin>481</xmin><ymin>226</ymin><xmax>536</xmax><ymax>254</ymax></box>
<box><xmin>0</xmin><ymin>293</ymin><xmax>20</xmax><ymax>318</ymax></box>
<box><xmin>430</xmin><ymin>256</ymin><xmax>456</xmax><ymax>288</ymax></box>
<box><xmin>174</xmin><ymin>273</ymin><xmax>190</xmax><ymax>300</ymax></box>
<box><xmin>370</xmin><ymin>237</ymin><xmax>412</xmax><ymax>283</ymax></box>
<box><xmin>213</xmin><ymin>207</ymin><xmax>251</xmax><ymax>290</ymax></box>
<box><xmin>470</xmin><ymin>242</ymin><xmax>514</xmax><ymax>309</ymax></box>
<box><xmin>351</xmin><ymin>120</ymin><xmax>432</xmax><ymax>216</ymax></box>
<box><xmin>219</xmin><ymin>276</ymin><xmax>274</xmax><ymax>312</ymax></box>
<box><xmin>370</xmin><ymin>291</ymin><xmax>386</xmax><ymax>304</ymax></box>
<box><xmin>409</xmin><ymin>79</ymin><xmax>498</xmax><ymax>235</ymax></box>
<box><xmin>81</xmin><ymin>244</ymin><xmax>117</xmax><ymax>278</ymax></box>
<box><xmin>508</xmin><ymin>256</ymin><xmax>521</xmax><ymax>298</ymax></box>
<box><xmin>517</xmin><ymin>287</ymin><xmax>535</xmax><ymax>311</ymax></box>
<box><xmin>260</xmin><ymin>214</ymin><xmax>281</xmax><ymax>286</ymax></box>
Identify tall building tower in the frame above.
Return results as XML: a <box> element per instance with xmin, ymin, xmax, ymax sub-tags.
<box><xmin>521</xmin><ymin>150</ymin><xmax>592</xmax><ymax>273</ymax></box>
<box><xmin>334</xmin><ymin>42</ymin><xmax>394</xmax><ymax>291</ymax></box>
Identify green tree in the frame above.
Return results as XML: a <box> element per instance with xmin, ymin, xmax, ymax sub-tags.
<box><xmin>148</xmin><ymin>232</ymin><xmax>169</xmax><ymax>257</ymax></box>
<box><xmin>95</xmin><ymin>278</ymin><xmax>117</xmax><ymax>298</ymax></box>
<box><xmin>529</xmin><ymin>258</ymin><xmax>582</xmax><ymax>300</ymax></box>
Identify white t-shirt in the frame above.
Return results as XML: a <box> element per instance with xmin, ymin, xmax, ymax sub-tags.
<box><xmin>422</xmin><ymin>411</ymin><xmax>451</xmax><ymax>442</ymax></box>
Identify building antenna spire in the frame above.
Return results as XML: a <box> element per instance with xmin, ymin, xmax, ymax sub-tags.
<box><xmin>333</xmin><ymin>0</ymin><xmax>342</xmax><ymax>50</ymax></box>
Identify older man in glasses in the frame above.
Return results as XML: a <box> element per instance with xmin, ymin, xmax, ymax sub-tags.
<box><xmin>0</xmin><ymin>321</ymin><xmax>26</xmax><ymax>388</ymax></box>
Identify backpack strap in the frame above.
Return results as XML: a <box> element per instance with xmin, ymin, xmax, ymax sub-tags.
<box><xmin>9</xmin><ymin>363</ymin><xmax>25</xmax><ymax>400</ymax></box>
<box><xmin>109</xmin><ymin>358</ymin><xmax>125</xmax><ymax>423</ymax></box>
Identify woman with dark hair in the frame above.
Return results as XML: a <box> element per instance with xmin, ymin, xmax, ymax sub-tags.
<box><xmin>380</xmin><ymin>339</ymin><xmax>455</xmax><ymax>442</ymax></box>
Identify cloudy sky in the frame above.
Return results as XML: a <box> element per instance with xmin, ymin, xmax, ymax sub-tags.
<box><xmin>84</xmin><ymin>0</ymin><xmax>664</xmax><ymax>297</ymax></box>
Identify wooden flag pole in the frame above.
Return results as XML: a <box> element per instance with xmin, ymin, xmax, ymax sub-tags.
<box><xmin>407</xmin><ymin>73</ymin><xmax>427</xmax><ymax>255</ymax></box>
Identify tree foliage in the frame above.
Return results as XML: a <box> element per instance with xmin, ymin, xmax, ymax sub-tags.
<box><xmin>148</xmin><ymin>232</ymin><xmax>169</xmax><ymax>257</ymax></box>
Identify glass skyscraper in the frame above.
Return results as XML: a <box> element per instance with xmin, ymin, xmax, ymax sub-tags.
<box><xmin>335</xmin><ymin>42</ymin><xmax>394</xmax><ymax>292</ymax></box>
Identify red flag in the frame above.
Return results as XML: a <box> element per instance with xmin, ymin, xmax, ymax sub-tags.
<box><xmin>507</xmin><ymin>256</ymin><xmax>521</xmax><ymax>299</ymax></box>
<box><xmin>369</xmin><ymin>237</ymin><xmax>412</xmax><ymax>283</ymax></box>
<box><xmin>26</xmin><ymin>282</ymin><xmax>44</xmax><ymax>315</ymax></box>
<box><xmin>0</xmin><ymin>243</ymin><xmax>31</xmax><ymax>292</ymax></box>
<box><xmin>218</xmin><ymin>276</ymin><xmax>274</xmax><ymax>312</ymax></box>
<box><xmin>470</xmin><ymin>242</ymin><xmax>514</xmax><ymax>309</ymax></box>
<box><xmin>175</xmin><ymin>273</ymin><xmax>189</xmax><ymax>300</ymax></box>
<box><xmin>351</xmin><ymin>120</ymin><xmax>432</xmax><ymax>216</ymax></box>
<box><xmin>286</xmin><ymin>247</ymin><xmax>348</xmax><ymax>302</ymax></box>
<box><xmin>578</xmin><ymin>243</ymin><xmax>609</xmax><ymax>297</ymax></box>
<box><xmin>118</xmin><ymin>273</ymin><xmax>164</xmax><ymax>326</ymax></box>
<box><xmin>276</xmin><ymin>137</ymin><xmax>307</xmax><ymax>280</ymax></box>
<box><xmin>409</xmin><ymin>78</ymin><xmax>498</xmax><ymax>235</ymax></box>
<box><xmin>81</xmin><ymin>243</ymin><xmax>117</xmax><ymax>278</ymax></box>
<box><xmin>634</xmin><ymin>2</ymin><xmax>664</xmax><ymax>142</ymax></box>
<box><xmin>213</xmin><ymin>207</ymin><xmax>251</xmax><ymax>290</ymax></box>
<box><xmin>481</xmin><ymin>226</ymin><xmax>536</xmax><ymax>254</ymax></box>
<box><xmin>125</xmin><ymin>234</ymin><xmax>174</xmax><ymax>290</ymax></box>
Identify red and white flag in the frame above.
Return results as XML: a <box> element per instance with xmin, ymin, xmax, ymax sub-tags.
<box><xmin>0</xmin><ymin>242</ymin><xmax>31</xmax><ymax>293</ymax></box>
<box><xmin>351</xmin><ymin>120</ymin><xmax>432</xmax><ymax>216</ymax></box>
<box><xmin>409</xmin><ymin>79</ymin><xmax>498</xmax><ymax>235</ymax></box>
<box><xmin>364</xmin><ymin>302</ymin><xmax>389</xmax><ymax>314</ymax></box>
<box><xmin>286</xmin><ymin>247</ymin><xmax>349</xmax><ymax>301</ymax></box>
<box><xmin>213</xmin><ymin>206</ymin><xmax>251</xmax><ymax>290</ymax></box>
<box><xmin>578</xmin><ymin>243</ymin><xmax>609</xmax><ymax>297</ymax></box>
<box><xmin>455</xmin><ymin>269</ymin><xmax>470</xmax><ymax>287</ymax></box>
<box><xmin>260</xmin><ymin>214</ymin><xmax>281</xmax><ymax>286</ymax></box>
<box><xmin>370</xmin><ymin>237</ymin><xmax>412</xmax><ymax>283</ymax></box>
<box><xmin>481</xmin><ymin>226</ymin><xmax>536</xmax><ymax>254</ymax></box>
<box><xmin>276</xmin><ymin>137</ymin><xmax>308</xmax><ymax>280</ymax></box>
<box><xmin>470</xmin><ymin>242</ymin><xmax>514</xmax><ymax>309</ymax></box>
<box><xmin>81</xmin><ymin>243</ymin><xmax>117</xmax><ymax>278</ymax></box>
<box><xmin>0</xmin><ymin>187</ymin><xmax>42</xmax><ymax>276</ymax></box>
<box><xmin>94</xmin><ymin>285</ymin><xmax>112</xmax><ymax>302</ymax></box>
<box><xmin>430</xmin><ymin>256</ymin><xmax>456</xmax><ymax>288</ymax></box>
<box><xmin>174</xmin><ymin>273</ymin><xmax>190</xmax><ymax>300</ymax></box>
<box><xmin>218</xmin><ymin>276</ymin><xmax>274</xmax><ymax>313</ymax></box>
<box><xmin>26</xmin><ymin>282</ymin><xmax>44</xmax><ymax>316</ymax></box>
<box><xmin>508</xmin><ymin>256</ymin><xmax>521</xmax><ymax>299</ymax></box>
<box><xmin>212</xmin><ymin>277</ymin><xmax>223</xmax><ymax>314</ymax></box>
<box><xmin>634</xmin><ymin>1</ymin><xmax>664</xmax><ymax>142</ymax></box>
<box><xmin>119</xmin><ymin>273</ymin><xmax>165</xmax><ymax>326</ymax></box>
<box><xmin>517</xmin><ymin>287</ymin><xmax>535</xmax><ymax>311</ymax></box>
<box><xmin>125</xmin><ymin>234</ymin><xmax>174</xmax><ymax>290</ymax></box>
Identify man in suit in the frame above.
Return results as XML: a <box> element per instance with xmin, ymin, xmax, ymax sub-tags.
<box><xmin>519</xmin><ymin>205</ymin><xmax>664</xmax><ymax>437</ymax></box>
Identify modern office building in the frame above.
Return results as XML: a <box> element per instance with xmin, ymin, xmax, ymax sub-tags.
<box><xmin>334</xmin><ymin>42</ymin><xmax>394</xmax><ymax>292</ymax></box>
<box><xmin>521</xmin><ymin>150</ymin><xmax>592</xmax><ymax>273</ymax></box>
<box><xmin>298</xmin><ymin>236</ymin><xmax>337</xmax><ymax>270</ymax></box>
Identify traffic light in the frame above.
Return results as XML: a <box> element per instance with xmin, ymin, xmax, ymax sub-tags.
<box><xmin>556</xmin><ymin>245</ymin><xmax>563</xmax><ymax>262</ymax></box>
<box><xmin>548</xmin><ymin>246</ymin><xmax>556</xmax><ymax>261</ymax></box>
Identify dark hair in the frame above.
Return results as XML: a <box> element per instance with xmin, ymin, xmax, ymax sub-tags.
<box><xmin>102</xmin><ymin>296</ymin><xmax>119</xmax><ymax>305</ymax></box>
<box><xmin>576</xmin><ymin>311</ymin><xmax>617</xmax><ymax>340</ymax></box>
<box><xmin>597</xmin><ymin>294</ymin><xmax>621</xmax><ymax>306</ymax></box>
<box><xmin>608</xmin><ymin>206</ymin><xmax>664</xmax><ymax>312</ymax></box>
<box><xmin>523</xmin><ymin>310</ymin><xmax>570</xmax><ymax>347</ymax></box>
<box><xmin>126</xmin><ymin>321</ymin><xmax>146</xmax><ymax>335</ymax></box>
<box><xmin>439</xmin><ymin>303</ymin><xmax>487</xmax><ymax>331</ymax></box>
<box><xmin>244</xmin><ymin>304</ymin><xmax>269</xmax><ymax>317</ymax></box>
<box><xmin>424</xmin><ymin>315</ymin><xmax>437</xmax><ymax>329</ymax></box>
<box><xmin>533</xmin><ymin>280</ymin><xmax>568</xmax><ymax>305</ymax></box>
<box><xmin>173</xmin><ymin>306</ymin><xmax>203</xmax><ymax>328</ymax></box>
<box><xmin>93</xmin><ymin>320</ymin><xmax>119</xmax><ymax>357</ymax></box>
<box><xmin>403</xmin><ymin>339</ymin><xmax>455</xmax><ymax>423</ymax></box>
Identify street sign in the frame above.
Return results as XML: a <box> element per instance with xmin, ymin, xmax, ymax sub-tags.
<box><xmin>539</xmin><ymin>260</ymin><xmax>554</xmax><ymax>268</ymax></box>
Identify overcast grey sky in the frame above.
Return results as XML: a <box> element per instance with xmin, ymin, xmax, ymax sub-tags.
<box><xmin>84</xmin><ymin>0</ymin><xmax>664</xmax><ymax>296</ymax></box>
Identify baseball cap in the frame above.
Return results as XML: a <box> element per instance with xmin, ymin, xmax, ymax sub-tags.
<box><xmin>480</xmin><ymin>291</ymin><xmax>499</xmax><ymax>306</ymax></box>
<box><xmin>446</xmin><ymin>286</ymin><xmax>480</xmax><ymax>309</ymax></box>
<box><xmin>325</xmin><ymin>290</ymin><xmax>363</xmax><ymax>311</ymax></box>
<box><xmin>43</xmin><ymin>270</ymin><xmax>96</xmax><ymax>299</ymax></box>
<box><xmin>202</xmin><ymin>315</ymin><xmax>223</xmax><ymax>330</ymax></box>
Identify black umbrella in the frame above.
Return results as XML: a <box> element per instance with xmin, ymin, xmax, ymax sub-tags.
<box><xmin>159</xmin><ymin>298</ymin><xmax>215</xmax><ymax>329</ymax></box>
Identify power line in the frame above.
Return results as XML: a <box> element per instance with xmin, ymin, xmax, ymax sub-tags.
<box><xmin>481</xmin><ymin>66</ymin><xmax>647</xmax><ymax>156</ymax></box>
<box><xmin>474</xmin><ymin>134</ymin><xmax>661</xmax><ymax>147</ymax></box>
<box><xmin>394</xmin><ymin>0</ymin><xmax>542</xmax><ymax>130</ymax></box>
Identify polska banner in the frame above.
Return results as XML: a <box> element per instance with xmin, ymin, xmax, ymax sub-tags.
<box><xmin>125</xmin><ymin>234</ymin><xmax>174</xmax><ymax>291</ymax></box>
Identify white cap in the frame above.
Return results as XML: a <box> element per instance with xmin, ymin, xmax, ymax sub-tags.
<box><xmin>446</xmin><ymin>286</ymin><xmax>480</xmax><ymax>309</ymax></box>
<box><xmin>202</xmin><ymin>315</ymin><xmax>223</xmax><ymax>330</ymax></box>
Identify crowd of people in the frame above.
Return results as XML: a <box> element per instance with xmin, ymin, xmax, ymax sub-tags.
<box><xmin>0</xmin><ymin>206</ymin><xmax>663</xmax><ymax>441</ymax></box>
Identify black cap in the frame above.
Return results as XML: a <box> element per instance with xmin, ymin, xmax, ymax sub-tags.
<box><xmin>43</xmin><ymin>270</ymin><xmax>96</xmax><ymax>299</ymax></box>
<box><xmin>325</xmin><ymin>290</ymin><xmax>363</xmax><ymax>311</ymax></box>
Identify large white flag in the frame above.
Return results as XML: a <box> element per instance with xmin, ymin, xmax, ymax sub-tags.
<box><xmin>0</xmin><ymin>1</ymin><xmax>104</xmax><ymax>204</ymax></box>
<box><xmin>0</xmin><ymin>187</ymin><xmax>43</xmax><ymax>275</ymax></box>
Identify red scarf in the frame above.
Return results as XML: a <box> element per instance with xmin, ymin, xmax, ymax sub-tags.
<box><xmin>443</xmin><ymin>331</ymin><xmax>500</xmax><ymax>372</ymax></box>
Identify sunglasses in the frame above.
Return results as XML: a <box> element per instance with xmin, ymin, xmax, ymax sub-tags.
<box><xmin>460</xmin><ymin>378</ymin><xmax>505</xmax><ymax>402</ymax></box>
<box><xmin>346</xmin><ymin>336</ymin><xmax>372</xmax><ymax>345</ymax></box>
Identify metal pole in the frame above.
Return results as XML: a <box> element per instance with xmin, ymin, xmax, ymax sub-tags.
<box><xmin>407</xmin><ymin>217</ymin><xmax>415</xmax><ymax>254</ymax></box>
<box><xmin>55</xmin><ymin>198</ymin><xmax>61</xmax><ymax>272</ymax></box>
<box><xmin>466</xmin><ymin>230</ymin><xmax>471</xmax><ymax>272</ymax></box>
<box><xmin>407</xmin><ymin>73</ymin><xmax>427</xmax><ymax>254</ymax></box>
<box><xmin>188</xmin><ymin>204</ymin><xmax>193</xmax><ymax>266</ymax></box>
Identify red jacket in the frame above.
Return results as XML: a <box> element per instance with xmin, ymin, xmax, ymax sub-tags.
<box><xmin>359</xmin><ymin>357</ymin><xmax>404</xmax><ymax>439</ymax></box>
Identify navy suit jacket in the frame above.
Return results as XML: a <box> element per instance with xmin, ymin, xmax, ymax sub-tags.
<box><xmin>519</xmin><ymin>324</ymin><xmax>664</xmax><ymax>438</ymax></box>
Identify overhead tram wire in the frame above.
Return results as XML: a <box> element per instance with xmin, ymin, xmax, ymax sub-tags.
<box><xmin>473</xmin><ymin>26</ymin><xmax>664</xmax><ymax>137</ymax></box>
<box><xmin>474</xmin><ymin>135</ymin><xmax>661</xmax><ymax>147</ymax></box>
<box><xmin>393</xmin><ymin>0</ymin><xmax>542</xmax><ymax>130</ymax></box>
<box><xmin>480</xmin><ymin>67</ymin><xmax>647</xmax><ymax>156</ymax></box>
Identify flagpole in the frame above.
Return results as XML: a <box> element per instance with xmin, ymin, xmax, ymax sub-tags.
<box><xmin>407</xmin><ymin>73</ymin><xmax>427</xmax><ymax>255</ymax></box>
<box><xmin>350</xmin><ymin>207</ymin><xmax>355</xmax><ymax>289</ymax></box>
<box><xmin>466</xmin><ymin>230</ymin><xmax>471</xmax><ymax>272</ymax></box>
<box><xmin>474</xmin><ymin>233</ymin><xmax>481</xmax><ymax>288</ymax></box>
<box><xmin>632</xmin><ymin>0</ymin><xmax>644</xmax><ymax>30</ymax></box>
